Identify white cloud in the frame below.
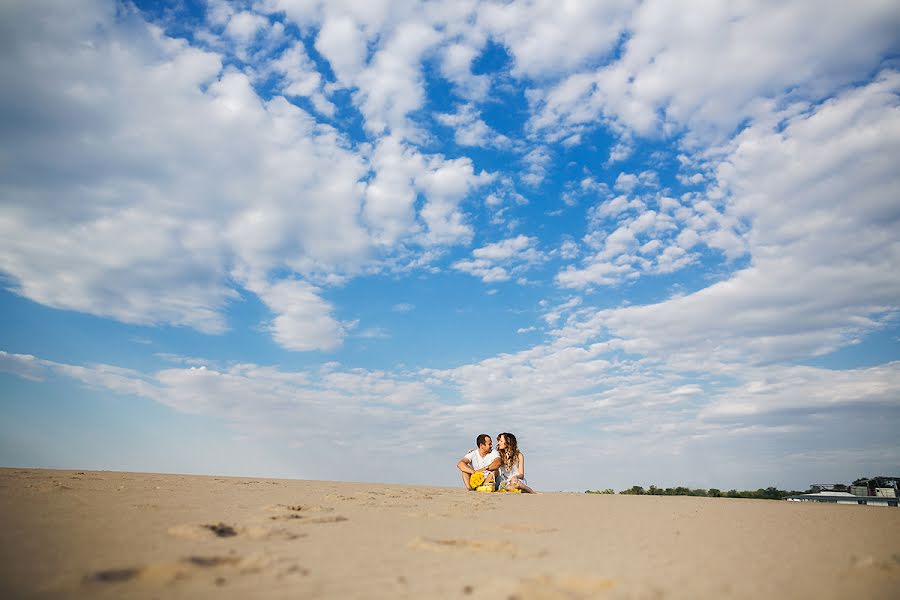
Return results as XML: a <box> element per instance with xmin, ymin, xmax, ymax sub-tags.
<box><xmin>440</xmin><ymin>42</ymin><xmax>490</xmax><ymax>100</ymax></box>
<box><xmin>520</xmin><ymin>146</ymin><xmax>551</xmax><ymax>186</ymax></box>
<box><xmin>435</xmin><ymin>103</ymin><xmax>510</xmax><ymax>148</ymax></box>
<box><xmin>356</xmin><ymin>327</ymin><xmax>390</xmax><ymax>339</ymax></box>
<box><xmin>0</xmin><ymin>349</ymin><xmax>459</xmax><ymax>483</ymax></box>
<box><xmin>701</xmin><ymin>363</ymin><xmax>900</xmax><ymax>419</ymax></box>
<box><xmin>268</xmin><ymin>41</ymin><xmax>335</xmax><ymax>116</ymax></box>
<box><xmin>477</xmin><ymin>0</ymin><xmax>636</xmax><ymax>79</ymax></box>
<box><xmin>613</xmin><ymin>172</ymin><xmax>639</xmax><ymax>193</ymax></box>
<box><xmin>263</xmin><ymin>0</ymin><xmax>640</xmax><ymax>144</ymax></box>
<box><xmin>362</xmin><ymin>136</ymin><xmax>493</xmax><ymax>248</ymax></box>
<box><xmin>472</xmin><ymin>234</ymin><xmax>537</xmax><ymax>261</ymax></box>
<box><xmin>559</xmin><ymin>72</ymin><xmax>900</xmax><ymax>366</ymax></box>
<box><xmin>482</xmin><ymin>179</ymin><xmax>529</xmax><ymax>221</ymax></box>
<box><xmin>391</xmin><ymin>302</ymin><xmax>415</xmax><ymax>313</ymax></box>
<box><xmin>559</xmin><ymin>191</ymin><xmax>709</xmax><ymax>288</ymax></box>
<box><xmin>260</xmin><ymin>2</ymin><xmax>485</xmax><ymax>141</ymax></box>
<box><xmin>415</xmin><ymin>153</ymin><xmax>494</xmax><ymax>245</ymax></box>
<box><xmin>557</xmin><ymin>261</ymin><xmax>631</xmax><ymax>289</ymax></box>
<box><xmin>355</xmin><ymin>20</ymin><xmax>441</xmax><ymax>138</ymax></box>
<box><xmin>594</xmin><ymin>195</ymin><xmax>643</xmax><ymax>219</ymax></box>
<box><xmin>452</xmin><ymin>235</ymin><xmax>545</xmax><ymax>283</ymax></box>
<box><xmin>314</xmin><ymin>14</ymin><xmax>368</xmax><ymax>82</ymax></box>
<box><xmin>245</xmin><ymin>278</ymin><xmax>347</xmax><ymax>352</ymax></box>
<box><xmin>529</xmin><ymin>0</ymin><xmax>900</xmax><ymax>144</ymax></box>
<box><xmin>0</xmin><ymin>351</ymin><xmax>44</xmax><ymax>381</ymax></box>
<box><xmin>362</xmin><ymin>136</ymin><xmax>426</xmax><ymax>246</ymax></box>
<box><xmin>540</xmin><ymin>296</ymin><xmax>582</xmax><ymax>326</ymax></box>
<box><xmin>205</xmin><ymin>0</ymin><xmax>234</xmax><ymax>27</ymax></box>
<box><xmin>224</xmin><ymin>11</ymin><xmax>268</xmax><ymax>44</ymax></box>
<box><xmin>607</xmin><ymin>139</ymin><xmax>633</xmax><ymax>164</ymax></box>
<box><xmin>268</xmin><ymin>1</ymin><xmax>490</xmax><ymax>141</ymax></box>
<box><xmin>558</xmin><ymin>239</ymin><xmax>580</xmax><ymax>260</ymax></box>
<box><xmin>0</xmin><ymin>2</ymin><xmax>497</xmax><ymax>349</ymax></box>
<box><xmin>451</xmin><ymin>262</ymin><xmax>508</xmax><ymax>283</ymax></box>
<box><xmin>8</xmin><ymin>321</ymin><xmax>900</xmax><ymax>489</ymax></box>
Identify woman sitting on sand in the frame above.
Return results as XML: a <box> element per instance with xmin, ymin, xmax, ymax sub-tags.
<box><xmin>496</xmin><ymin>432</ymin><xmax>535</xmax><ymax>493</ymax></box>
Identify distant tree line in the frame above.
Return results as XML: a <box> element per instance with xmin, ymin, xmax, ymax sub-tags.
<box><xmin>586</xmin><ymin>475</ymin><xmax>899</xmax><ymax>499</ymax></box>
<box><xmin>585</xmin><ymin>485</ymin><xmax>805</xmax><ymax>499</ymax></box>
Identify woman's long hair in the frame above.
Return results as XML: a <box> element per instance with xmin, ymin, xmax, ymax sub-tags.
<box><xmin>497</xmin><ymin>432</ymin><xmax>519</xmax><ymax>471</ymax></box>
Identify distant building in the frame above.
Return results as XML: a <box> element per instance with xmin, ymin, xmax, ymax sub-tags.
<box><xmin>809</xmin><ymin>483</ymin><xmax>844</xmax><ymax>493</ymax></box>
<box><xmin>786</xmin><ymin>491</ymin><xmax>897</xmax><ymax>507</ymax></box>
<box><xmin>850</xmin><ymin>477</ymin><xmax>900</xmax><ymax>497</ymax></box>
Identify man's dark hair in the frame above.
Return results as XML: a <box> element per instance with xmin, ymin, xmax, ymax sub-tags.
<box><xmin>476</xmin><ymin>434</ymin><xmax>490</xmax><ymax>447</ymax></box>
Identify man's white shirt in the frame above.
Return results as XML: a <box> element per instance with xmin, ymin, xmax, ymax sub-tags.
<box><xmin>465</xmin><ymin>449</ymin><xmax>499</xmax><ymax>471</ymax></box>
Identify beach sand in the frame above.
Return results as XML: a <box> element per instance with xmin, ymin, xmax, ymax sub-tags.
<box><xmin>1</xmin><ymin>468</ymin><xmax>898</xmax><ymax>599</ymax></box>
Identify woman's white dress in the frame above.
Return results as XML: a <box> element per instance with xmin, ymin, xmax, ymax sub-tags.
<box><xmin>499</xmin><ymin>455</ymin><xmax>527</xmax><ymax>487</ymax></box>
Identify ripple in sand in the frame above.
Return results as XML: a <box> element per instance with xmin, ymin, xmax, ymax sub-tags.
<box><xmin>408</xmin><ymin>537</ymin><xmax>518</xmax><ymax>555</ymax></box>
<box><xmin>492</xmin><ymin>523</ymin><xmax>558</xmax><ymax>534</ymax></box>
<box><xmin>511</xmin><ymin>575</ymin><xmax>617</xmax><ymax>599</ymax></box>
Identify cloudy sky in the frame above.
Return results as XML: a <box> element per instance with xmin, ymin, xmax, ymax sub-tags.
<box><xmin>1</xmin><ymin>0</ymin><xmax>899</xmax><ymax>491</ymax></box>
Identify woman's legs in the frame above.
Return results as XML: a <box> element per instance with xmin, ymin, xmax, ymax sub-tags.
<box><xmin>515</xmin><ymin>480</ymin><xmax>535</xmax><ymax>494</ymax></box>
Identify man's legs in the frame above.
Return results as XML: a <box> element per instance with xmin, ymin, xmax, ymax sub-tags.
<box><xmin>462</xmin><ymin>471</ymin><xmax>474</xmax><ymax>490</ymax></box>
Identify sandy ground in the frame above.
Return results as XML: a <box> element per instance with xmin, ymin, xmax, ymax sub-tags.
<box><xmin>1</xmin><ymin>468</ymin><xmax>898</xmax><ymax>599</ymax></box>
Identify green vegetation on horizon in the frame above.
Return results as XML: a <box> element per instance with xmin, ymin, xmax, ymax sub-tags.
<box><xmin>587</xmin><ymin>475</ymin><xmax>899</xmax><ymax>499</ymax></box>
<box><xmin>585</xmin><ymin>485</ymin><xmax>804</xmax><ymax>500</ymax></box>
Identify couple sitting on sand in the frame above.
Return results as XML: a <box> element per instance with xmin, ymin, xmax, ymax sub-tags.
<box><xmin>456</xmin><ymin>432</ymin><xmax>535</xmax><ymax>493</ymax></box>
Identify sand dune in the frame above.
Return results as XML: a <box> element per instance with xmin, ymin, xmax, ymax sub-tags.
<box><xmin>1</xmin><ymin>468</ymin><xmax>898</xmax><ymax>598</ymax></box>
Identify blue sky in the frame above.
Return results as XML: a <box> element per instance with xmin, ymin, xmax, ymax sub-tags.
<box><xmin>1</xmin><ymin>0</ymin><xmax>899</xmax><ymax>491</ymax></box>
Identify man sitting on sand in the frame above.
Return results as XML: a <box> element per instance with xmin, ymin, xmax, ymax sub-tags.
<box><xmin>456</xmin><ymin>434</ymin><xmax>500</xmax><ymax>490</ymax></box>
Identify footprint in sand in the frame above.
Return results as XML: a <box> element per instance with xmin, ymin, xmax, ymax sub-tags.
<box><xmin>403</xmin><ymin>511</ymin><xmax>452</xmax><ymax>519</ymax></box>
<box><xmin>183</xmin><ymin>556</ymin><xmax>242</xmax><ymax>567</ymax></box>
<box><xmin>269</xmin><ymin>513</ymin><xmax>348</xmax><ymax>525</ymax></box>
<box><xmin>205</xmin><ymin>523</ymin><xmax>238</xmax><ymax>537</ymax></box>
<box><xmin>850</xmin><ymin>554</ymin><xmax>900</xmax><ymax>573</ymax></box>
<box><xmin>265</xmin><ymin>503</ymin><xmax>335</xmax><ymax>514</ymax></box>
<box><xmin>265</xmin><ymin>504</ymin><xmax>347</xmax><ymax>524</ymax></box>
<box><xmin>167</xmin><ymin>522</ymin><xmax>305</xmax><ymax>540</ymax></box>
<box><xmin>305</xmin><ymin>515</ymin><xmax>348</xmax><ymax>524</ymax></box>
<box><xmin>82</xmin><ymin>553</ymin><xmax>308</xmax><ymax>588</ymax></box>
<box><xmin>83</xmin><ymin>567</ymin><xmax>142</xmax><ymax>584</ymax></box>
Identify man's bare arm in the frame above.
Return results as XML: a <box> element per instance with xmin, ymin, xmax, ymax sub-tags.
<box><xmin>457</xmin><ymin>458</ymin><xmax>476</xmax><ymax>475</ymax></box>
